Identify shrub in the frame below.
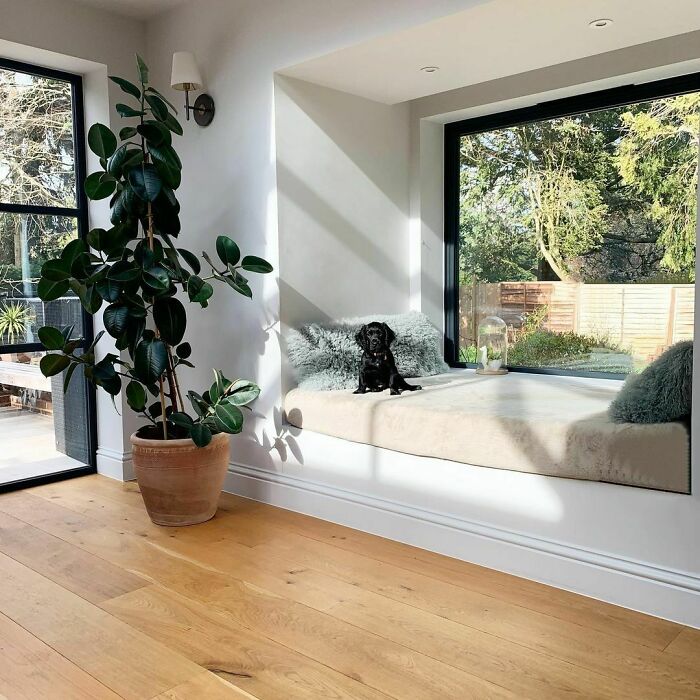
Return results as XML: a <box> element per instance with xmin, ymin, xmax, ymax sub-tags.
<box><xmin>509</xmin><ymin>329</ymin><xmax>598</xmax><ymax>367</ymax></box>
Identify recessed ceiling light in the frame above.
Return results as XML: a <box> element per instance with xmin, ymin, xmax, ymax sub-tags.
<box><xmin>420</xmin><ymin>66</ymin><xmax>440</xmax><ymax>73</ymax></box>
<box><xmin>589</xmin><ymin>18</ymin><xmax>613</xmax><ymax>29</ymax></box>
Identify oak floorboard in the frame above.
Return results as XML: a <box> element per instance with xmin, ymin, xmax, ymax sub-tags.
<box><xmin>1</xmin><ymin>492</ymin><xmax>515</xmax><ymax>699</ymax></box>
<box><xmin>103</xmin><ymin>584</ymin><xmax>392</xmax><ymax>700</ymax></box>
<box><xmin>665</xmin><ymin>628</ymin><xmax>700</xmax><ymax>663</ymax></box>
<box><xmin>152</xmin><ymin>672</ymin><xmax>261</xmax><ymax>699</ymax></box>
<box><xmin>0</xmin><ymin>612</ymin><xmax>122</xmax><ymax>700</ymax></box>
<box><xmin>0</xmin><ymin>552</ymin><xmax>204</xmax><ymax>699</ymax></box>
<box><xmin>65</xmin><ymin>475</ymin><xmax>680</xmax><ymax>653</ymax></box>
<box><xmin>0</xmin><ymin>510</ymin><xmax>148</xmax><ymax>604</ymax></box>
<box><xmin>1</xmin><ymin>476</ymin><xmax>699</xmax><ymax>700</ymax></box>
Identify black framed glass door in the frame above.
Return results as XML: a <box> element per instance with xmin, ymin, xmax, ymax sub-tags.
<box><xmin>0</xmin><ymin>57</ymin><xmax>96</xmax><ymax>490</ymax></box>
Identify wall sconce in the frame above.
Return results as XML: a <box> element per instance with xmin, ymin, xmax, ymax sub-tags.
<box><xmin>170</xmin><ymin>52</ymin><xmax>215</xmax><ymax>127</ymax></box>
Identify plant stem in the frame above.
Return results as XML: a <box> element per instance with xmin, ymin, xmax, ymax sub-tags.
<box><xmin>158</xmin><ymin>375</ymin><xmax>168</xmax><ymax>439</ymax></box>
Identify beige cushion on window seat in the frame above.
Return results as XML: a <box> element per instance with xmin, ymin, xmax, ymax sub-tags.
<box><xmin>284</xmin><ymin>370</ymin><xmax>690</xmax><ymax>493</ymax></box>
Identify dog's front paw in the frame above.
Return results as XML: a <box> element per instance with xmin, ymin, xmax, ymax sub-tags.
<box><xmin>413</xmin><ymin>385</ymin><xmax>422</xmax><ymax>391</ymax></box>
<box><xmin>353</xmin><ymin>388</ymin><xmax>366</xmax><ymax>394</ymax></box>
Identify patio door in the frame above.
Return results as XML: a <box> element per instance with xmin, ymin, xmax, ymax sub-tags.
<box><xmin>0</xmin><ymin>58</ymin><xmax>95</xmax><ymax>489</ymax></box>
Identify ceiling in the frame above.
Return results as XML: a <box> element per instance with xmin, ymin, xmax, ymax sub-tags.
<box><xmin>71</xmin><ymin>0</ymin><xmax>187</xmax><ymax>19</ymax></box>
<box><xmin>280</xmin><ymin>0</ymin><xmax>700</xmax><ymax>104</ymax></box>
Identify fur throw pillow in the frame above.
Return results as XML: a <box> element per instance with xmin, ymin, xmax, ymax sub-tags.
<box><xmin>287</xmin><ymin>311</ymin><xmax>448</xmax><ymax>391</ymax></box>
<box><xmin>609</xmin><ymin>341</ymin><xmax>693</xmax><ymax>423</ymax></box>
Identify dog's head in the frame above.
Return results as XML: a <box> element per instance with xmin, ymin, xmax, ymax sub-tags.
<box><xmin>355</xmin><ymin>321</ymin><xmax>396</xmax><ymax>354</ymax></box>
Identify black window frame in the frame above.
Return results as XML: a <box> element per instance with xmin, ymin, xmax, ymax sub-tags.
<box><xmin>444</xmin><ymin>71</ymin><xmax>700</xmax><ymax>379</ymax></box>
<box><xmin>0</xmin><ymin>56</ymin><xmax>97</xmax><ymax>488</ymax></box>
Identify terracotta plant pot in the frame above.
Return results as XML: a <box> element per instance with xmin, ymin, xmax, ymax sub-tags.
<box><xmin>131</xmin><ymin>431</ymin><xmax>230</xmax><ymax>526</ymax></box>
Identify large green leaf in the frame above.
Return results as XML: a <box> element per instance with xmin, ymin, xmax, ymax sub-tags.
<box><xmin>41</xmin><ymin>258</ymin><xmax>71</xmax><ymax>282</ymax></box>
<box><xmin>37</xmin><ymin>278</ymin><xmax>69</xmax><ymax>302</ymax></box>
<box><xmin>92</xmin><ymin>358</ymin><xmax>121</xmax><ymax>396</ymax></box>
<box><xmin>119</xmin><ymin>126</ymin><xmax>138</xmax><ymax>140</ymax></box>
<box><xmin>145</xmin><ymin>93</ymin><xmax>169</xmax><ymax>121</ymax></box>
<box><xmin>190</xmin><ymin>423</ymin><xmax>212</xmax><ymax>447</ymax></box>
<box><xmin>110</xmin><ymin>76</ymin><xmax>141</xmax><ymax>99</ymax></box>
<box><xmin>224</xmin><ymin>270</ymin><xmax>252</xmax><ymax>298</ymax></box>
<box><xmin>178</xmin><ymin>249</ymin><xmax>200</xmax><ymax>274</ymax></box>
<box><xmin>138</xmin><ymin>121</ymin><xmax>171</xmax><ymax>147</ymax></box>
<box><xmin>214</xmin><ymin>402</ymin><xmax>243</xmax><ymax>434</ymax></box>
<box><xmin>72</xmin><ymin>283</ymin><xmax>103</xmax><ymax>315</ymax></box>
<box><xmin>38</xmin><ymin>326</ymin><xmax>66</xmax><ymax>351</ymax></box>
<box><xmin>142</xmin><ymin>265</ymin><xmax>171</xmax><ymax>293</ymax></box>
<box><xmin>84</xmin><ymin>172</ymin><xmax>116</xmax><ymax>200</ymax></box>
<box><xmin>146</xmin><ymin>86</ymin><xmax>178</xmax><ymax>113</ymax></box>
<box><xmin>170</xmin><ymin>412</ymin><xmax>194</xmax><ymax>429</ymax></box>
<box><xmin>134</xmin><ymin>338</ymin><xmax>168</xmax><ymax>384</ymax></box>
<box><xmin>87</xmin><ymin>123</ymin><xmax>117</xmax><ymax>159</ymax></box>
<box><xmin>153</xmin><ymin>297</ymin><xmax>186</xmax><ymax>345</ymax></box>
<box><xmin>136</xmin><ymin>54</ymin><xmax>149</xmax><ymax>84</ymax></box>
<box><xmin>40</xmin><ymin>354</ymin><xmax>70</xmax><ymax>378</ymax></box>
<box><xmin>108</xmin><ymin>260</ymin><xmax>140</xmax><ymax>283</ymax></box>
<box><xmin>216</xmin><ymin>236</ymin><xmax>240</xmax><ymax>266</ymax></box>
<box><xmin>116</xmin><ymin>103</ymin><xmax>145</xmax><ymax>118</ymax></box>
<box><xmin>226</xmin><ymin>379</ymin><xmax>260</xmax><ymax>406</ymax></box>
<box><xmin>129</xmin><ymin>164</ymin><xmax>162</xmax><ymax>202</ymax></box>
<box><xmin>163</xmin><ymin>112</ymin><xmax>183</xmax><ymax>136</ymax></box>
<box><xmin>126</xmin><ymin>381</ymin><xmax>147</xmax><ymax>412</ymax></box>
<box><xmin>241</xmin><ymin>255</ymin><xmax>273</xmax><ymax>274</ymax></box>
<box><xmin>60</xmin><ymin>239</ymin><xmax>87</xmax><ymax>267</ymax></box>
<box><xmin>148</xmin><ymin>142</ymin><xmax>181</xmax><ymax>172</ymax></box>
<box><xmin>95</xmin><ymin>278</ymin><xmax>122</xmax><ymax>302</ymax></box>
<box><xmin>63</xmin><ymin>362</ymin><xmax>78</xmax><ymax>393</ymax></box>
<box><xmin>103</xmin><ymin>303</ymin><xmax>130</xmax><ymax>338</ymax></box>
<box><xmin>187</xmin><ymin>275</ymin><xmax>213</xmax><ymax>305</ymax></box>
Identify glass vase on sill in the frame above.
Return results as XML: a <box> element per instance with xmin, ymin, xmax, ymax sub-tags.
<box><xmin>476</xmin><ymin>316</ymin><xmax>508</xmax><ymax>375</ymax></box>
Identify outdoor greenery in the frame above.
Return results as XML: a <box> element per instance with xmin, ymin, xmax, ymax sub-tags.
<box><xmin>460</xmin><ymin>93</ymin><xmax>700</xmax><ymax>284</ymax></box>
<box><xmin>0</xmin><ymin>302</ymin><xmax>34</xmax><ymax>345</ymax></box>
<box><xmin>0</xmin><ymin>69</ymin><xmax>77</xmax><ymax>296</ymax></box>
<box><xmin>36</xmin><ymin>55</ymin><xmax>273</xmax><ymax>446</ymax></box>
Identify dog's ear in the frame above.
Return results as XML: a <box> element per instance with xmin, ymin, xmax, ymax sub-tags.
<box><xmin>355</xmin><ymin>325</ymin><xmax>369</xmax><ymax>351</ymax></box>
<box><xmin>381</xmin><ymin>323</ymin><xmax>396</xmax><ymax>346</ymax></box>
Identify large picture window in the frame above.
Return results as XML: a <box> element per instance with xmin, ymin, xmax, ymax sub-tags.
<box><xmin>444</xmin><ymin>74</ymin><xmax>700</xmax><ymax>377</ymax></box>
<box><xmin>0</xmin><ymin>58</ymin><xmax>95</xmax><ymax>486</ymax></box>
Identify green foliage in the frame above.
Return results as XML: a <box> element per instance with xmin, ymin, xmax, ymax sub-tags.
<box><xmin>617</xmin><ymin>94</ymin><xmax>699</xmax><ymax>278</ymax></box>
<box><xmin>508</xmin><ymin>330</ymin><xmax>596</xmax><ymax>367</ymax></box>
<box><xmin>0</xmin><ymin>302</ymin><xmax>34</xmax><ymax>344</ymax></box>
<box><xmin>460</xmin><ymin>96</ymin><xmax>699</xmax><ymax>283</ymax></box>
<box><xmin>36</xmin><ymin>56</ymin><xmax>273</xmax><ymax>444</ymax></box>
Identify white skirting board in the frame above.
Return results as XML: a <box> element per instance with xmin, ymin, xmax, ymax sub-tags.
<box><xmin>96</xmin><ymin>447</ymin><xmax>133</xmax><ymax>481</ymax></box>
<box><xmin>224</xmin><ymin>429</ymin><xmax>700</xmax><ymax>629</ymax></box>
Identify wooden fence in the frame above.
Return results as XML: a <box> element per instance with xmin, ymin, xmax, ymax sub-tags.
<box><xmin>460</xmin><ymin>281</ymin><xmax>695</xmax><ymax>362</ymax></box>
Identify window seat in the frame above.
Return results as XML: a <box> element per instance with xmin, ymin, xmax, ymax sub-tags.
<box><xmin>284</xmin><ymin>370</ymin><xmax>690</xmax><ymax>493</ymax></box>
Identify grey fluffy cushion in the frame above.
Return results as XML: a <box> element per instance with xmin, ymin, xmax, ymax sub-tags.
<box><xmin>609</xmin><ymin>341</ymin><xmax>693</xmax><ymax>424</ymax></box>
<box><xmin>287</xmin><ymin>311</ymin><xmax>448</xmax><ymax>390</ymax></box>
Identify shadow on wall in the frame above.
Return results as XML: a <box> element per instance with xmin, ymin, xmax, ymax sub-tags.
<box><xmin>274</xmin><ymin>74</ymin><xmax>412</xmax><ymax>335</ymax></box>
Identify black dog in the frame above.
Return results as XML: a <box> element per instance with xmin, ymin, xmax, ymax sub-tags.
<box><xmin>353</xmin><ymin>322</ymin><xmax>422</xmax><ymax>395</ymax></box>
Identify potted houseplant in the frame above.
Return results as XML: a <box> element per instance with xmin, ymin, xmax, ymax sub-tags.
<box><xmin>35</xmin><ymin>55</ymin><xmax>272</xmax><ymax>526</ymax></box>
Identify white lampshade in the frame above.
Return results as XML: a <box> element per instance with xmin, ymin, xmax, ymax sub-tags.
<box><xmin>171</xmin><ymin>51</ymin><xmax>203</xmax><ymax>91</ymax></box>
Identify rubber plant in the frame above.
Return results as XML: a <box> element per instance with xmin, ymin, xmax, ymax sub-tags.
<box><xmin>36</xmin><ymin>55</ymin><xmax>272</xmax><ymax>447</ymax></box>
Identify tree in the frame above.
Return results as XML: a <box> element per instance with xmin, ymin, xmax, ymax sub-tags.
<box><xmin>617</xmin><ymin>94</ymin><xmax>699</xmax><ymax>278</ymax></box>
<box><xmin>461</xmin><ymin>115</ymin><xmax>611</xmax><ymax>281</ymax></box>
<box><xmin>0</xmin><ymin>68</ymin><xmax>76</xmax><ymax>292</ymax></box>
<box><xmin>459</xmin><ymin>96</ymin><xmax>699</xmax><ymax>284</ymax></box>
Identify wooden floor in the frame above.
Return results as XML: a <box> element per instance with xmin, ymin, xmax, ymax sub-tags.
<box><xmin>0</xmin><ymin>476</ymin><xmax>698</xmax><ymax>699</ymax></box>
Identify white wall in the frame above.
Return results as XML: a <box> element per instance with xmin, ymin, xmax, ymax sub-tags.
<box><xmin>144</xmin><ymin>0</ymin><xmax>480</xmax><ymax>466</ymax></box>
<box><xmin>0</xmin><ymin>0</ymin><xmax>147</xmax><ymax>478</ymax></box>
<box><xmin>275</xmin><ymin>76</ymin><xmax>411</xmax><ymax>326</ymax></box>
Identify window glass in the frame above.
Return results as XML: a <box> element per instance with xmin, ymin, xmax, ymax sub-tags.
<box><xmin>0</xmin><ymin>68</ymin><xmax>76</xmax><ymax>208</ymax></box>
<box><xmin>458</xmin><ymin>91</ymin><xmax>699</xmax><ymax>374</ymax></box>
